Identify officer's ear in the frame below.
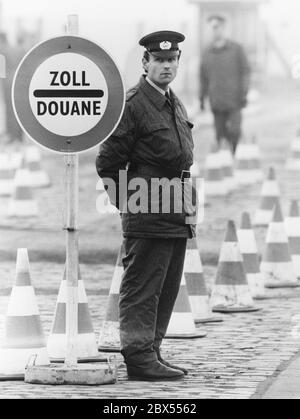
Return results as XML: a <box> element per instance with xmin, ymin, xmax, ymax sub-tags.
<box><xmin>142</xmin><ymin>51</ymin><xmax>150</xmax><ymax>74</ymax></box>
<box><xmin>178</xmin><ymin>50</ymin><xmax>182</xmax><ymax>61</ymax></box>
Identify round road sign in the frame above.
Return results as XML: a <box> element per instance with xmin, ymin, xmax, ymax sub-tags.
<box><xmin>12</xmin><ymin>36</ymin><xmax>125</xmax><ymax>153</ymax></box>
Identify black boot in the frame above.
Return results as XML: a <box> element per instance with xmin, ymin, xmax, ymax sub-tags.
<box><xmin>155</xmin><ymin>348</ymin><xmax>188</xmax><ymax>375</ymax></box>
<box><xmin>127</xmin><ymin>360</ymin><xmax>184</xmax><ymax>381</ymax></box>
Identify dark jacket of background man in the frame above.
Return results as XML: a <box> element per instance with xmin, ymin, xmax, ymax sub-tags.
<box><xmin>200</xmin><ymin>40</ymin><xmax>250</xmax><ymax>112</ymax></box>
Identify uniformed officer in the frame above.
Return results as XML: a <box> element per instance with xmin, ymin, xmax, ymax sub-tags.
<box><xmin>96</xmin><ymin>31</ymin><xmax>196</xmax><ymax>381</ymax></box>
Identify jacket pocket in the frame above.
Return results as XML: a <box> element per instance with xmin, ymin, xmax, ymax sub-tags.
<box><xmin>144</xmin><ymin>122</ymin><xmax>170</xmax><ymax>134</ymax></box>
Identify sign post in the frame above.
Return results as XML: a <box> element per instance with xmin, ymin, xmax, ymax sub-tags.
<box><xmin>64</xmin><ymin>14</ymin><xmax>80</xmax><ymax>370</ymax></box>
<box><xmin>13</xmin><ymin>14</ymin><xmax>125</xmax><ymax>385</ymax></box>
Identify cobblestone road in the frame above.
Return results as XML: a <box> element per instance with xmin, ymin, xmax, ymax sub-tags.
<box><xmin>1</xmin><ymin>262</ymin><xmax>300</xmax><ymax>399</ymax></box>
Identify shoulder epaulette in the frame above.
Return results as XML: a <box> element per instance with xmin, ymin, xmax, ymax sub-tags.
<box><xmin>126</xmin><ymin>88</ymin><xmax>139</xmax><ymax>102</ymax></box>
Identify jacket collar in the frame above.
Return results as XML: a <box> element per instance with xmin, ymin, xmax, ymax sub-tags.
<box><xmin>139</xmin><ymin>75</ymin><xmax>170</xmax><ymax>111</ymax></box>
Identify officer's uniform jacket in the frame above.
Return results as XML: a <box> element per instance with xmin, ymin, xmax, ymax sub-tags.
<box><xmin>96</xmin><ymin>75</ymin><xmax>196</xmax><ymax>238</ymax></box>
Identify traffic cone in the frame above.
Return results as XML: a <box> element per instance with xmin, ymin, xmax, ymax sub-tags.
<box><xmin>237</xmin><ymin>212</ymin><xmax>266</xmax><ymax>299</ymax></box>
<box><xmin>234</xmin><ymin>142</ymin><xmax>257</xmax><ymax>186</ymax></box>
<box><xmin>7</xmin><ymin>167</ymin><xmax>38</xmax><ymax>217</ymax></box>
<box><xmin>47</xmin><ymin>264</ymin><xmax>104</xmax><ymax>363</ymax></box>
<box><xmin>204</xmin><ymin>143</ymin><xmax>228</xmax><ymax>197</ymax></box>
<box><xmin>261</xmin><ymin>203</ymin><xmax>300</xmax><ymax>288</ymax></box>
<box><xmin>253</xmin><ymin>167</ymin><xmax>280</xmax><ymax>227</ymax></box>
<box><xmin>185</xmin><ymin>238</ymin><xmax>223</xmax><ymax>323</ymax></box>
<box><xmin>211</xmin><ymin>220</ymin><xmax>260</xmax><ymax>313</ymax></box>
<box><xmin>165</xmin><ymin>273</ymin><xmax>207</xmax><ymax>338</ymax></box>
<box><xmin>219</xmin><ymin>139</ymin><xmax>236</xmax><ymax>192</ymax></box>
<box><xmin>285</xmin><ymin>200</ymin><xmax>300</xmax><ymax>279</ymax></box>
<box><xmin>0</xmin><ymin>249</ymin><xmax>49</xmax><ymax>380</ymax></box>
<box><xmin>286</xmin><ymin>137</ymin><xmax>300</xmax><ymax>171</ymax></box>
<box><xmin>0</xmin><ymin>163</ymin><xmax>14</xmax><ymax>196</ymax></box>
<box><xmin>25</xmin><ymin>146</ymin><xmax>51</xmax><ymax>188</ymax></box>
<box><xmin>98</xmin><ymin>245</ymin><xmax>125</xmax><ymax>352</ymax></box>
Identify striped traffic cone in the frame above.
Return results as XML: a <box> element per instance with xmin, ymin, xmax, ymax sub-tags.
<box><xmin>219</xmin><ymin>140</ymin><xmax>236</xmax><ymax>192</ymax></box>
<box><xmin>98</xmin><ymin>245</ymin><xmax>124</xmax><ymax>352</ymax></box>
<box><xmin>286</xmin><ymin>137</ymin><xmax>300</xmax><ymax>171</ymax></box>
<box><xmin>26</xmin><ymin>146</ymin><xmax>51</xmax><ymax>188</ymax></box>
<box><xmin>253</xmin><ymin>167</ymin><xmax>280</xmax><ymax>227</ymax></box>
<box><xmin>285</xmin><ymin>200</ymin><xmax>300</xmax><ymax>279</ymax></box>
<box><xmin>237</xmin><ymin>212</ymin><xmax>266</xmax><ymax>299</ymax></box>
<box><xmin>185</xmin><ymin>238</ymin><xmax>223</xmax><ymax>323</ymax></box>
<box><xmin>261</xmin><ymin>203</ymin><xmax>300</xmax><ymax>288</ymax></box>
<box><xmin>0</xmin><ymin>249</ymin><xmax>49</xmax><ymax>380</ymax></box>
<box><xmin>7</xmin><ymin>167</ymin><xmax>38</xmax><ymax>217</ymax></box>
<box><xmin>211</xmin><ymin>220</ymin><xmax>259</xmax><ymax>313</ymax></box>
<box><xmin>234</xmin><ymin>142</ymin><xmax>257</xmax><ymax>186</ymax></box>
<box><xmin>204</xmin><ymin>144</ymin><xmax>228</xmax><ymax>197</ymax></box>
<box><xmin>166</xmin><ymin>273</ymin><xmax>207</xmax><ymax>339</ymax></box>
<box><xmin>47</xmin><ymin>264</ymin><xmax>104</xmax><ymax>363</ymax></box>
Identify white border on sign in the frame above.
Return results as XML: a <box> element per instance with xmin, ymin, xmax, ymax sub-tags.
<box><xmin>12</xmin><ymin>34</ymin><xmax>126</xmax><ymax>155</ymax></box>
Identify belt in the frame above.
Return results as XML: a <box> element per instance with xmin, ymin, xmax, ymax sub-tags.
<box><xmin>129</xmin><ymin>163</ymin><xmax>191</xmax><ymax>182</ymax></box>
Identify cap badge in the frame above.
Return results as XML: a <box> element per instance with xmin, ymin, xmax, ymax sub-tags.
<box><xmin>160</xmin><ymin>41</ymin><xmax>172</xmax><ymax>50</ymax></box>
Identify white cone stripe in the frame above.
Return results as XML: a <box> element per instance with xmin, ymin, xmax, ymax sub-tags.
<box><xmin>235</xmin><ymin>171</ymin><xmax>258</xmax><ymax>185</ymax></box>
<box><xmin>16</xmin><ymin>249</ymin><xmax>29</xmax><ymax>273</ymax></box>
<box><xmin>211</xmin><ymin>284</ymin><xmax>254</xmax><ymax>307</ymax></box>
<box><xmin>219</xmin><ymin>151</ymin><xmax>234</xmax><ymax>166</ymax></box>
<box><xmin>47</xmin><ymin>333</ymin><xmax>98</xmax><ymax>359</ymax></box>
<box><xmin>236</xmin><ymin>145</ymin><xmax>253</xmax><ymax>157</ymax></box>
<box><xmin>253</xmin><ymin>210</ymin><xmax>273</xmax><ymax>225</ymax></box>
<box><xmin>57</xmin><ymin>280</ymin><xmax>88</xmax><ymax>304</ymax></box>
<box><xmin>291</xmin><ymin>142</ymin><xmax>300</xmax><ymax>152</ymax></box>
<box><xmin>180</xmin><ymin>275</ymin><xmax>187</xmax><ymax>286</ymax></box>
<box><xmin>261</xmin><ymin>261</ymin><xmax>298</xmax><ymax>283</ymax></box>
<box><xmin>29</xmin><ymin>172</ymin><xmax>50</xmax><ymax>187</ymax></box>
<box><xmin>219</xmin><ymin>242</ymin><xmax>243</xmax><ymax>262</ymax></box>
<box><xmin>167</xmin><ymin>312</ymin><xmax>197</xmax><ymax>335</ymax></box>
<box><xmin>237</xmin><ymin>230</ymin><xmax>258</xmax><ymax>253</ymax></box>
<box><xmin>14</xmin><ymin>169</ymin><xmax>33</xmax><ymax>187</ymax></box>
<box><xmin>286</xmin><ymin>160</ymin><xmax>300</xmax><ymax>170</ymax></box>
<box><xmin>110</xmin><ymin>268</ymin><xmax>123</xmax><ymax>294</ymax></box>
<box><xmin>285</xmin><ymin>218</ymin><xmax>300</xmax><ymax>236</ymax></box>
<box><xmin>292</xmin><ymin>255</ymin><xmax>300</xmax><ymax>276</ymax></box>
<box><xmin>247</xmin><ymin>273</ymin><xmax>265</xmax><ymax>297</ymax></box>
<box><xmin>205</xmin><ymin>155</ymin><xmax>220</xmax><ymax>169</ymax></box>
<box><xmin>261</xmin><ymin>181</ymin><xmax>280</xmax><ymax>196</ymax></box>
<box><xmin>184</xmin><ymin>250</ymin><xmax>203</xmax><ymax>273</ymax></box>
<box><xmin>26</xmin><ymin>147</ymin><xmax>41</xmax><ymax>162</ymax></box>
<box><xmin>205</xmin><ymin>182</ymin><xmax>228</xmax><ymax>196</ymax></box>
<box><xmin>8</xmin><ymin>201</ymin><xmax>38</xmax><ymax>217</ymax></box>
<box><xmin>0</xmin><ymin>347</ymin><xmax>49</xmax><ymax>375</ymax></box>
<box><xmin>189</xmin><ymin>295</ymin><xmax>211</xmax><ymax>317</ymax></box>
<box><xmin>7</xmin><ymin>287</ymin><xmax>39</xmax><ymax>316</ymax></box>
<box><xmin>266</xmin><ymin>223</ymin><xmax>289</xmax><ymax>243</ymax></box>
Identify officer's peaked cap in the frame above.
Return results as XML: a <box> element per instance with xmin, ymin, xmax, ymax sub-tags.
<box><xmin>139</xmin><ymin>30</ymin><xmax>185</xmax><ymax>57</ymax></box>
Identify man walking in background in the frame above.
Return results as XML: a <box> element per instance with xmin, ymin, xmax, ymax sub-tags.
<box><xmin>200</xmin><ymin>15</ymin><xmax>251</xmax><ymax>154</ymax></box>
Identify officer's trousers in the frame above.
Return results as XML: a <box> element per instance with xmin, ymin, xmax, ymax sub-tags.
<box><xmin>119</xmin><ymin>237</ymin><xmax>187</xmax><ymax>366</ymax></box>
<box><xmin>213</xmin><ymin>109</ymin><xmax>242</xmax><ymax>154</ymax></box>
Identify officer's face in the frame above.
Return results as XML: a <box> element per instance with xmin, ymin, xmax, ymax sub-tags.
<box><xmin>143</xmin><ymin>54</ymin><xmax>179</xmax><ymax>89</ymax></box>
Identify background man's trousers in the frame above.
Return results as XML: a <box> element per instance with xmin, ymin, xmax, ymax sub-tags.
<box><xmin>213</xmin><ymin>109</ymin><xmax>242</xmax><ymax>154</ymax></box>
<box><xmin>119</xmin><ymin>237</ymin><xmax>187</xmax><ymax>366</ymax></box>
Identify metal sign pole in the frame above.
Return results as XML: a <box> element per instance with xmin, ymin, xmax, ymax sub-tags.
<box><xmin>64</xmin><ymin>14</ymin><xmax>79</xmax><ymax>368</ymax></box>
